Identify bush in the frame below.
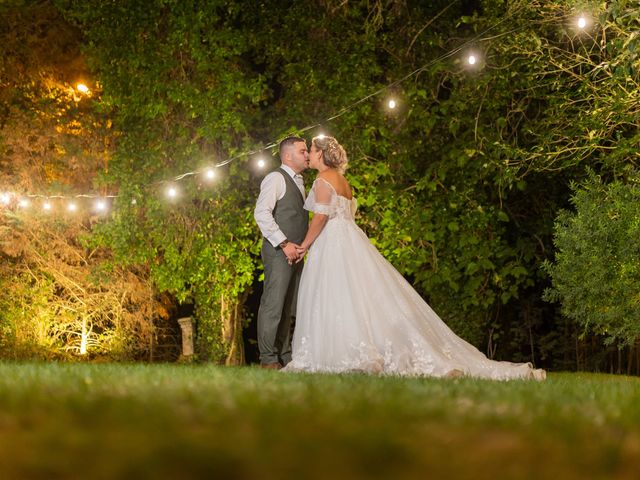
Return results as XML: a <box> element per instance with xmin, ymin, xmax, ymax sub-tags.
<box><xmin>543</xmin><ymin>174</ymin><xmax>640</xmax><ymax>347</ymax></box>
<box><xmin>0</xmin><ymin>213</ymin><xmax>175</xmax><ymax>360</ymax></box>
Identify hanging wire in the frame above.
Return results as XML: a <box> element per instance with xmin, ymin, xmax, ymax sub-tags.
<box><xmin>3</xmin><ymin>2</ymin><xmax>533</xmax><ymax>203</ymax></box>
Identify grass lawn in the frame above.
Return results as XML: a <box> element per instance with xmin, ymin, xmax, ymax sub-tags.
<box><xmin>1</xmin><ymin>363</ymin><xmax>639</xmax><ymax>479</ymax></box>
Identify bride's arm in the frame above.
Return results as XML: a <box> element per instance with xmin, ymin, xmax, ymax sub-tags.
<box><xmin>295</xmin><ymin>179</ymin><xmax>333</xmax><ymax>260</ymax></box>
<box><xmin>299</xmin><ymin>213</ymin><xmax>328</xmax><ymax>251</ymax></box>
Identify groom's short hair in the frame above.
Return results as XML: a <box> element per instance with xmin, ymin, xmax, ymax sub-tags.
<box><xmin>279</xmin><ymin>135</ymin><xmax>306</xmax><ymax>158</ymax></box>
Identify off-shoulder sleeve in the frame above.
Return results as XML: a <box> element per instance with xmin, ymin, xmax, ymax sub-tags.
<box><xmin>303</xmin><ymin>178</ymin><xmax>336</xmax><ymax>216</ymax></box>
<box><xmin>350</xmin><ymin>197</ymin><xmax>358</xmax><ymax>217</ymax></box>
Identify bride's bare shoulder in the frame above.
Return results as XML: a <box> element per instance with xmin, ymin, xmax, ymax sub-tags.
<box><xmin>317</xmin><ymin>169</ymin><xmax>337</xmax><ymax>179</ymax></box>
<box><xmin>317</xmin><ymin>171</ymin><xmax>352</xmax><ymax>199</ymax></box>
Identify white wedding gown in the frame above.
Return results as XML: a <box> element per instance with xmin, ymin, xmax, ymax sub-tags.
<box><xmin>283</xmin><ymin>178</ymin><xmax>546</xmax><ymax>380</ymax></box>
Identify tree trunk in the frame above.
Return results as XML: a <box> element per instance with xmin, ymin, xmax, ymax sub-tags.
<box><xmin>221</xmin><ymin>293</ymin><xmax>245</xmax><ymax>366</ymax></box>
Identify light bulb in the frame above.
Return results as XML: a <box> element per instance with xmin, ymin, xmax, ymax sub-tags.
<box><xmin>577</xmin><ymin>17</ymin><xmax>587</xmax><ymax>29</ymax></box>
<box><xmin>43</xmin><ymin>202</ymin><xmax>52</xmax><ymax>211</ymax></box>
<box><xmin>388</xmin><ymin>99</ymin><xmax>397</xmax><ymax>109</ymax></box>
<box><xmin>205</xmin><ymin>168</ymin><xmax>216</xmax><ymax>180</ymax></box>
<box><xmin>68</xmin><ymin>202</ymin><xmax>77</xmax><ymax>212</ymax></box>
<box><xmin>18</xmin><ymin>199</ymin><xmax>29</xmax><ymax>208</ymax></box>
<box><xmin>95</xmin><ymin>200</ymin><xmax>106</xmax><ymax>211</ymax></box>
<box><xmin>167</xmin><ymin>187</ymin><xmax>178</xmax><ymax>198</ymax></box>
<box><xmin>468</xmin><ymin>55</ymin><xmax>477</xmax><ymax>65</ymax></box>
<box><xmin>257</xmin><ymin>159</ymin><xmax>266</xmax><ymax>168</ymax></box>
<box><xmin>77</xmin><ymin>83</ymin><xmax>90</xmax><ymax>94</ymax></box>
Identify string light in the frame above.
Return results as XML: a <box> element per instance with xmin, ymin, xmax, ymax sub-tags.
<box><xmin>577</xmin><ymin>16</ymin><xmax>587</xmax><ymax>29</ymax></box>
<box><xmin>18</xmin><ymin>199</ymin><xmax>29</xmax><ymax>208</ymax></box>
<box><xmin>166</xmin><ymin>186</ymin><xmax>178</xmax><ymax>199</ymax></box>
<box><xmin>1</xmin><ymin>4</ymin><xmax>540</xmax><ymax>215</ymax></box>
<box><xmin>0</xmin><ymin>192</ymin><xmax>10</xmax><ymax>205</ymax></box>
<box><xmin>68</xmin><ymin>202</ymin><xmax>78</xmax><ymax>212</ymax></box>
<box><xmin>43</xmin><ymin>202</ymin><xmax>52</xmax><ymax>212</ymax></box>
<box><xmin>256</xmin><ymin>158</ymin><xmax>266</xmax><ymax>169</ymax></box>
<box><xmin>95</xmin><ymin>200</ymin><xmax>107</xmax><ymax>212</ymax></box>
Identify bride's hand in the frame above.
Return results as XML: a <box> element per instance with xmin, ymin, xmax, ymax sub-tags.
<box><xmin>295</xmin><ymin>245</ymin><xmax>308</xmax><ymax>263</ymax></box>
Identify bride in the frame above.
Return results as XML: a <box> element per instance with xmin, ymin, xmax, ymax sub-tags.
<box><xmin>283</xmin><ymin>135</ymin><xmax>545</xmax><ymax>380</ymax></box>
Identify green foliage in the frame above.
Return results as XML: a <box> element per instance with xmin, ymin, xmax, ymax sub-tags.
<box><xmin>0</xmin><ymin>1</ymin><xmax>164</xmax><ymax>360</ymax></box>
<box><xmin>543</xmin><ymin>174</ymin><xmax>640</xmax><ymax>347</ymax></box>
<box><xmin>0</xmin><ymin>212</ymin><xmax>170</xmax><ymax>360</ymax></box>
<box><xmin>0</xmin><ymin>0</ymin><xmax>110</xmax><ymax>191</ymax></box>
<box><xmin>56</xmin><ymin>0</ymin><xmax>269</xmax><ymax>362</ymax></box>
<box><xmin>40</xmin><ymin>0</ymin><xmax>639</xmax><ymax>368</ymax></box>
<box><xmin>0</xmin><ymin>270</ymin><xmax>58</xmax><ymax>359</ymax></box>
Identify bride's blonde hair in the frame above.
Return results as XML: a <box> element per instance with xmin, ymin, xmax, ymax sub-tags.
<box><xmin>312</xmin><ymin>136</ymin><xmax>348</xmax><ymax>173</ymax></box>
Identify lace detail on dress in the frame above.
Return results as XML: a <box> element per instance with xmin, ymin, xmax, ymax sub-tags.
<box><xmin>304</xmin><ymin>178</ymin><xmax>356</xmax><ymax>221</ymax></box>
<box><xmin>409</xmin><ymin>340</ymin><xmax>436</xmax><ymax>375</ymax></box>
<box><xmin>287</xmin><ymin>333</ymin><xmax>452</xmax><ymax>377</ymax></box>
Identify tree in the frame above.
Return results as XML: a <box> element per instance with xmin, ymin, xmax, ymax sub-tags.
<box><xmin>58</xmin><ymin>0</ymin><xmax>272</xmax><ymax>363</ymax></box>
<box><xmin>0</xmin><ymin>0</ymin><xmax>171</xmax><ymax>360</ymax></box>
<box><xmin>0</xmin><ymin>212</ymin><xmax>172</xmax><ymax>360</ymax></box>
<box><xmin>35</xmin><ymin>0</ymin><xmax>638</xmax><ymax>370</ymax></box>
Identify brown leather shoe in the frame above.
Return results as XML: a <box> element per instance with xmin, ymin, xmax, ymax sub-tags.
<box><xmin>260</xmin><ymin>363</ymin><xmax>282</xmax><ymax>370</ymax></box>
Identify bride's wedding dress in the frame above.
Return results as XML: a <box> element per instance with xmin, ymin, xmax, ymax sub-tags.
<box><xmin>284</xmin><ymin>178</ymin><xmax>545</xmax><ymax>380</ymax></box>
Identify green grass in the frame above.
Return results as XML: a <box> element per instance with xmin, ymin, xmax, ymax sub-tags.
<box><xmin>1</xmin><ymin>363</ymin><xmax>639</xmax><ymax>479</ymax></box>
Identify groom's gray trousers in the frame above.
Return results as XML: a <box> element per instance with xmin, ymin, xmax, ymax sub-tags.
<box><xmin>258</xmin><ymin>244</ymin><xmax>303</xmax><ymax>365</ymax></box>
<box><xmin>256</xmin><ymin>168</ymin><xmax>308</xmax><ymax>366</ymax></box>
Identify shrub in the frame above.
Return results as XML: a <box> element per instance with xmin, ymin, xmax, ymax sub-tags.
<box><xmin>543</xmin><ymin>174</ymin><xmax>640</xmax><ymax>347</ymax></box>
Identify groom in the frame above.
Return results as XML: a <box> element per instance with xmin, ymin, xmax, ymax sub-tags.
<box><xmin>253</xmin><ymin>136</ymin><xmax>309</xmax><ymax>369</ymax></box>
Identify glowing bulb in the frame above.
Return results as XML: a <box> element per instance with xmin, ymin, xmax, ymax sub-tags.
<box><xmin>95</xmin><ymin>200</ymin><xmax>106</xmax><ymax>211</ymax></box>
<box><xmin>317</xmin><ymin>134</ymin><xmax>326</xmax><ymax>140</ymax></box>
<box><xmin>577</xmin><ymin>17</ymin><xmax>587</xmax><ymax>29</ymax></box>
<box><xmin>0</xmin><ymin>192</ymin><xmax>10</xmax><ymax>205</ymax></box>
<box><xmin>257</xmin><ymin>158</ymin><xmax>266</xmax><ymax>168</ymax></box>
<box><xmin>388</xmin><ymin>99</ymin><xmax>397</xmax><ymax>109</ymax></box>
<box><xmin>167</xmin><ymin>187</ymin><xmax>178</xmax><ymax>198</ymax></box>
<box><xmin>468</xmin><ymin>55</ymin><xmax>477</xmax><ymax>65</ymax></box>
<box><xmin>77</xmin><ymin>83</ymin><xmax>90</xmax><ymax>94</ymax></box>
<box><xmin>205</xmin><ymin>168</ymin><xmax>216</xmax><ymax>180</ymax></box>
<box><xmin>43</xmin><ymin>202</ymin><xmax>52</xmax><ymax>211</ymax></box>
<box><xmin>68</xmin><ymin>202</ymin><xmax>77</xmax><ymax>212</ymax></box>
<box><xmin>18</xmin><ymin>199</ymin><xmax>29</xmax><ymax>208</ymax></box>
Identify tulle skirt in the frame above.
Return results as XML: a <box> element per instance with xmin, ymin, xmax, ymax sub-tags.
<box><xmin>284</xmin><ymin>217</ymin><xmax>545</xmax><ymax>381</ymax></box>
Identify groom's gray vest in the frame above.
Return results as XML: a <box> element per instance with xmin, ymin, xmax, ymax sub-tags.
<box><xmin>264</xmin><ymin>168</ymin><xmax>308</xmax><ymax>250</ymax></box>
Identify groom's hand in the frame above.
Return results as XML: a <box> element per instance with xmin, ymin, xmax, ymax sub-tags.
<box><xmin>282</xmin><ymin>242</ymin><xmax>300</xmax><ymax>264</ymax></box>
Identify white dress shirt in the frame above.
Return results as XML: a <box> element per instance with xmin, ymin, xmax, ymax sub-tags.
<box><xmin>254</xmin><ymin>164</ymin><xmax>306</xmax><ymax>247</ymax></box>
